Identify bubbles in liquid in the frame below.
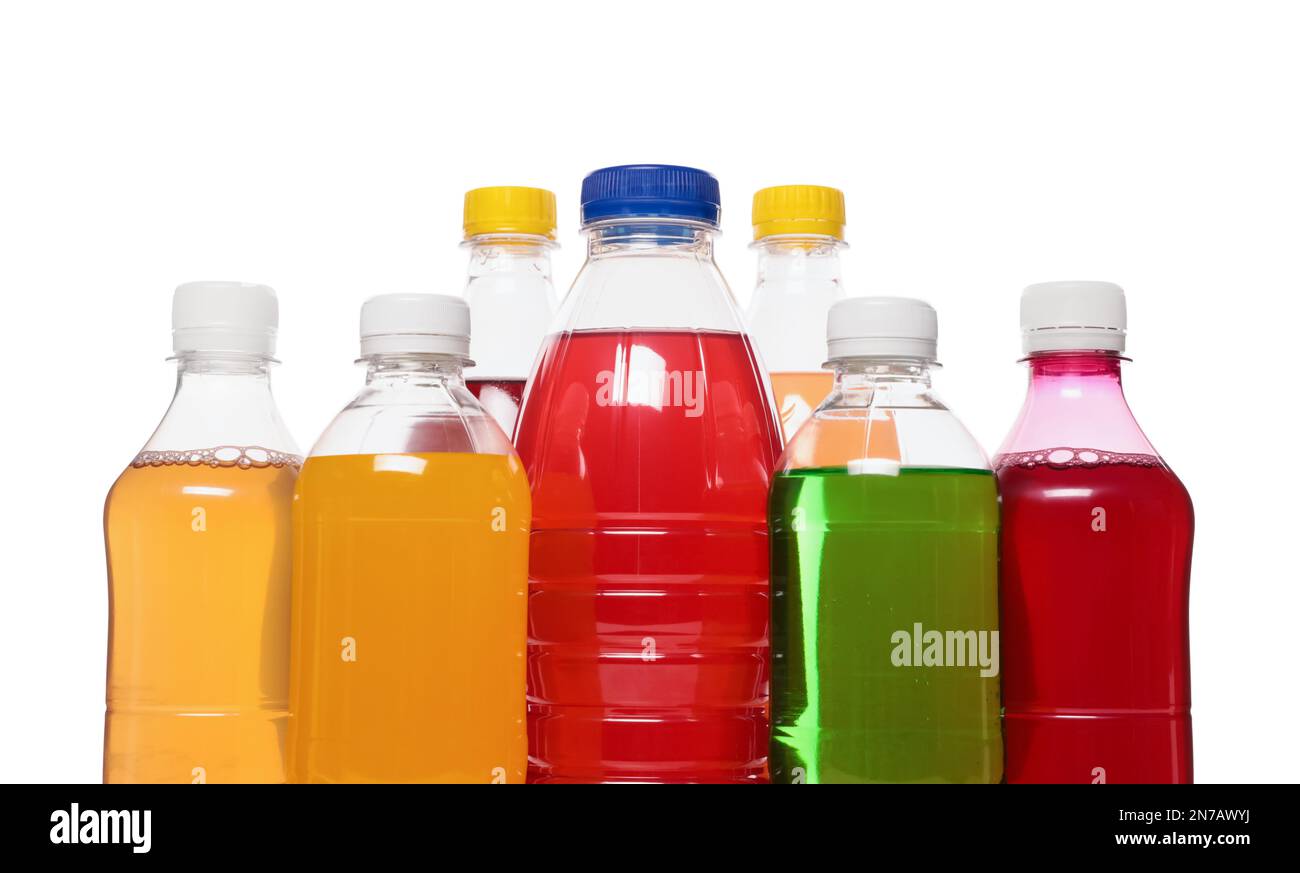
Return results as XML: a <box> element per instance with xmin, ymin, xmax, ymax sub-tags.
<box><xmin>994</xmin><ymin>446</ymin><xmax>1161</xmax><ymax>472</ymax></box>
<box><xmin>131</xmin><ymin>445</ymin><xmax>302</xmax><ymax>470</ymax></box>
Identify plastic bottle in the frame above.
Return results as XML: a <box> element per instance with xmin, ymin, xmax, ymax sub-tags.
<box><xmin>461</xmin><ymin>186</ymin><xmax>559</xmax><ymax>437</ymax></box>
<box><xmin>770</xmin><ymin>297</ymin><xmax>1002</xmax><ymax>783</ymax></box>
<box><xmin>104</xmin><ymin>281</ymin><xmax>300</xmax><ymax>783</ymax></box>
<box><xmin>997</xmin><ymin>281</ymin><xmax>1193</xmax><ymax>783</ymax></box>
<box><xmin>515</xmin><ymin>164</ymin><xmax>783</xmax><ymax>783</ymax></box>
<box><xmin>287</xmin><ymin>293</ymin><xmax>530</xmax><ymax>783</ymax></box>
<box><xmin>746</xmin><ymin>185</ymin><xmax>847</xmax><ymax>442</ymax></box>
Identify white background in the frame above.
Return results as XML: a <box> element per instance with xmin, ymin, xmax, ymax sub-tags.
<box><xmin>1</xmin><ymin>0</ymin><xmax>1296</xmax><ymax>783</ymax></box>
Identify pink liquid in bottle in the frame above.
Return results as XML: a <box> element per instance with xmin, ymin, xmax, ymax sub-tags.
<box><xmin>997</xmin><ymin>281</ymin><xmax>1193</xmax><ymax>784</ymax></box>
<box><xmin>997</xmin><ymin>447</ymin><xmax>1193</xmax><ymax>783</ymax></box>
<box><xmin>515</xmin><ymin>165</ymin><xmax>782</xmax><ymax>782</ymax></box>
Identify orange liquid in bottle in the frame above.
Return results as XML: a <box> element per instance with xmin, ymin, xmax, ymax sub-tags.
<box><xmin>103</xmin><ymin>448</ymin><xmax>299</xmax><ymax>783</ymax></box>
<box><xmin>770</xmin><ymin>371</ymin><xmax>833</xmax><ymax>442</ymax></box>
<box><xmin>287</xmin><ymin>451</ymin><xmax>530</xmax><ymax>783</ymax></box>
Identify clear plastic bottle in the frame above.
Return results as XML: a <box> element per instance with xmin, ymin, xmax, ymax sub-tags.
<box><xmin>996</xmin><ymin>281</ymin><xmax>1193</xmax><ymax>784</ymax></box>
<box><xmin>770</xmin><ymin>297</ymin><xmax>1002</xmax><ymax>783</ymax></box>
<box><xmin>746</xmin><ymin>185</ymin><xmax>847</xmax><ymax>442</ymax></box>
<box><xmin>287</xmin><ymin>293</ymin><xmax>530</xmax><ymax>783</ymax></box>
<box><xmin>104</xmin><ymin>281</ymin><xmax>300</xmax><ymax>783</ymax></box>
<box><xmin>514</xmin><ymin>164</ymin><xmax>783</xmax><ymax>783</ymax></box>
<box><xmin>461</xmin><ymin>186</ymin><xmax>559</xmax><ymax>438</ymax></box>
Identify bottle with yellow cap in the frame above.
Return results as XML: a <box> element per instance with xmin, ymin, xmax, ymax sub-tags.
<box><xmin>461</xmin><ymin>186</ymin><xmax>559</xmax><ymax>438</ymax></box>
<box><xmin>746</xmin><ymin>185</ymin><xmax>848</xmax><ymax>442</ymax></box>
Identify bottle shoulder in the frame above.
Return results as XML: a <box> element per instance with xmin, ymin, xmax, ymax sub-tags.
<box><xmin>998</xmin><ymin>362</ymin><xmax>1161</xmax><ymax>458</ymax></box>
<box><xmin>557</xmin><ymin>253</ymin><xmax>745</xmax><ymax>333</ymax></box>
<box><xmin>141</xmin><ymin>379</ymin><xmax>301</xmax><ymax>458</ymax></box>
<box><xmin>780</xmin><ymin>401</ymin><xmax>990</xmax><ymax>474</ymax></box>
<box><xmin>309</xmin><ymin>381</ymin><xmax>514</xmax><ymax>458</ymax></box>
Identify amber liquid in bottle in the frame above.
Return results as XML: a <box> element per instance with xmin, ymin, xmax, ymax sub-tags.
<box><xmin>104</xmin><ymin>448</ymin><xmax>299</xmax><ymax>783</ymax></box>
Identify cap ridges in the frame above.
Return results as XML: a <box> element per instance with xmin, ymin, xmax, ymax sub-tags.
<box><xmin>580</xmin><ymin>164</ymin><xmax>721</xmax><ymax>226</ymax></box>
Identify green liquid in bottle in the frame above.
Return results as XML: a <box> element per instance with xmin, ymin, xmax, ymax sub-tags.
<box><xmin>770</xmin><ymin>466</ymin><xmax>1003</xmax><ymax>783</ymax></box>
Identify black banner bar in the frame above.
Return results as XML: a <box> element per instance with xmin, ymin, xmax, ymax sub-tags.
<box><xmin>7</xmin><ymin>784</ymin><xmax>1272</xmax><ymax>858</ymax></box>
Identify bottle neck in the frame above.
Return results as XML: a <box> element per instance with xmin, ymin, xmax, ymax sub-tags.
<box><xmin>311</xmin><ymin>352</ymin><xmax>510</xmax><ymax>458</ymax></box>
<box><xmin>461</xmin><ymin>234</ymin><xmax>558</xmax><ymax>379</ymax></box>
<box><xmin>746</xmin><ymin>236</ymin><xmax>845</xmax><ymax>373</ymax></box>
<box><xmin>754</xmin><ymin>235</ymin><xmax>844</xmax><ymax>290</ymax></box>
<box><xmin>142</xmin><ymin>353</ymin><xmax>299</xmax><ymax>456</ymax></box>
<box><xmin>464</xmin><ymin>235</ymin><xmax>554</xmax><ymax>285</ymax></box>
<box><xmin>585</xmin><ymin>221</ymin><xmax>716</xmax><ymax>258</ymax></box>
<box><xmin>827</xmin><ymin>357</ymin><xmax>940</xmax><ymax>409</ymax></box>
<box><xmin>364</xmin><ymin>354</ymin><xmax>467</xmax><ymax>388</ymax></box>
<box><xmin>998</xmin><ymin>350</ymin><xmax>1156</xmax><ymax>458</ymax></box>
<box><xmin>556</xmin><ymin>220</ymin><xmax>740</xmax><ymax>334</ymax></box>
<box><xmin>783</xmin><ymin>354</ymin><xmax>990</xmax><ymax>472</ymax></box>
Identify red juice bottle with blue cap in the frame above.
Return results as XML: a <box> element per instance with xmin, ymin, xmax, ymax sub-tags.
<box><xmin>997</xmin><ymin>281</ymin><xmax>1193</xmax><ymax>783</ymax></box>
<box><xmin>514</xmin><ymin>165</ymin><xmax>782</xmax><ymax>782</ymax></box>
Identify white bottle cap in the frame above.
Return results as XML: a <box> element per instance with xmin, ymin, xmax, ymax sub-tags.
<box><xmin>172</xmin><ymin>281</ymin><xmax>278</xmax><ymax>357</ymax></box>
<box><xmin>1021</xmin><ymin>280</ymin><xmax>1127</xmax><ymax>354</ymax></box>
<box><xmin>359</xmin><ymin>293</ymin><xmax>473</xmax><ymax>360</ymax></box>
<box><xmin>826</xmin><ymin>296</ymin><xmax>938</xmax><ymax>362</ymax></box>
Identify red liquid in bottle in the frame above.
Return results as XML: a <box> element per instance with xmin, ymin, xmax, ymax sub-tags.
<box><xmin>515</xmin><ymin>328</ymin><xmax>781</xmax><ymax>783</ymax></box>
<box><xmin>467</xmin><ymin>379</ymin><xmax>526</xmax><ymax>439</ymax></box>
<box><xmin>997</xmin><ymin>448</ymin><xmax>1194</xmax><ymax>783</ymax></box>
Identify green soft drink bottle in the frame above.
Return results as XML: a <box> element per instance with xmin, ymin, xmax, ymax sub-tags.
<box><xmin>769</xmin><ymin>296</ymin><xmax>1002</xmax><ymax>783</ymax></box>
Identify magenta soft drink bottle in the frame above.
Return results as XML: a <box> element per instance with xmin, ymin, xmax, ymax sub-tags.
<box><xmin>997</xmin><ymin>281</ymin><xmax>1194</xmax><ymax>783</ymax></box>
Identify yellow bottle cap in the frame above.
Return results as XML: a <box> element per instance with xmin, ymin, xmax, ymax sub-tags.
<box><xmin>463</xmin><ymin>186</ymin><xmax>557</xmax><ymax>240</ymax></box>
<box><xmin>752</xmin><ymin>184</ymin><xmax>846</xmax><ymax>241</ymax></box>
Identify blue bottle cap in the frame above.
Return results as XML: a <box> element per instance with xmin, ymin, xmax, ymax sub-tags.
<box><xmin>580</xmin><ymin>164</ymin><xmax>721</xmax><ymax>226</ymax></box>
